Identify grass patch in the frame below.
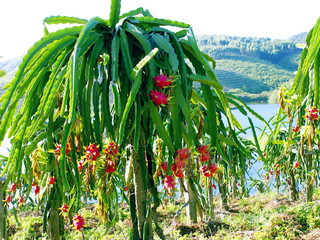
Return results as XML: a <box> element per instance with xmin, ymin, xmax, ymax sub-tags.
<box><xmin>5</xmin><ymin>190</ymin><xmax>320</xmax><ymax>239</ymax></box>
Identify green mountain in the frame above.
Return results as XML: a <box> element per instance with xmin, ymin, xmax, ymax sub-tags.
<box><xmin>197</xmin><ymin>35</ymin><xmax>303</xmax><ymax>103</ymax></box>
<box><xmin>0</xmin><ymin>34</ymin><xmax>305</xmax><ymax>103</ymax></box>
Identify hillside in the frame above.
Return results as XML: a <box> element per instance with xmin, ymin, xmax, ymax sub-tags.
<box><xmin>0</xmin><ymin>34</ymin><xmax>305</xmax><ymax>103</ymax></box>
<box><xmin>197</xmin><ymin>35</ymin><xmax>303</xmax><ymax>102</ymax></box>
<box><xmin>289</xmin><ymin>32</ymin><xmax>308</xmax><ymax>44</ymax></box>
<box><xmin>0</xmin><ymin>56</ymin><xmax>22</xmax><ymax>96</ymax></box>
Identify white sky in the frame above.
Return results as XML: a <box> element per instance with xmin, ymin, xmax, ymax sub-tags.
<box><xmin>0</xmin><ymin>0</ymin><xmax>319</xmax><ymax>58</ymax></box>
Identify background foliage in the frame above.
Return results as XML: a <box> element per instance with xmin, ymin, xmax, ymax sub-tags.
<box><xmin>197</xmin><ymin>35</ymin><xmax>304</xmax><ymax>102</ymax></box>
<box><xmin>0</xmin><ymin>33</ymin><xmax>306</xmax><ymax>104</ymax></box>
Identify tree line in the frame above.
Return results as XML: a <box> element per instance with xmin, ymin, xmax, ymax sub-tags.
<box><xmin>197</xmin><ymin>35</ymin><xmax>302</xmax><ymax>64</ymax></box>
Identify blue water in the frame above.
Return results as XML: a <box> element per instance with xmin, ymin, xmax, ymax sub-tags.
<box><xmin>227</xmin><ymin>104</ymin><xmax>281</xmax><ymax>195</ymax></box>
<box><xmin>0</xmin><ymin>104</ymin><xmax>281</xmax><ymax>197</ymax></box>
<box><xmin>0</xmin><ymin>104</ymin><xmax>280</xmax><ymax>156</ymax></box>
<box><xmin>229</xmin><ymin>103</ymin><xmax>280</xmax><ymax>138</ymax></box>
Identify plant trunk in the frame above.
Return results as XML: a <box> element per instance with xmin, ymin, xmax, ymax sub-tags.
<box><xmin>232</xmin><ymin>176</ymin><xmax>237</xmax><ymax>199</ymax></box>
<box><xmin>129</xmin><ymin>189</ymin><xmax>140</xmax><ymax>239</ymax></box>
<box><xmin>289</xmin><ymin>169</ymin><xmax>298</xmax><ymax>201</ymax></box>
<box><xmin>275</xmin><ymin>173</ymin><xmax>280</xmax><ymax>194</ymax></box>
<box><xmin>306</xmin><ymin>154</ymin><xmax>313</xmax><ymax>202</ymax></box>
<box><xmin>132</xmin><ymin>145</ymin><xmax>153</xmax><ymax>239</ymax></box>
<box><xmin>306</xmin><ymin>175</ymin><xmax>313</xmax><ymax>202</ymax></box>
<box><xmin>182</xmin><ymin>178</ymin><xmax>197</xmax><ymax>224</ymax></box>
<box><xmin>183</xmin><ymin>155</ymin><xmax>198</xmax><ymax>224</ymax></box>
<box><xmin>145</xmin><ymin>147</ymin><xmax>165</xmax><ymax>240</ymax></box>
<box><xmin>208</xmin><ymin>177</ymin><xmax>215</xmax><ymax>220</ymax></box>
<box><xmin>241</xmin><ymin>171</ymin><xmax>248</xmax><ymax>197</ymax></box>
<box><xmin>217</xmin><ymin>171</ymin><xmax>228</xmax><ymax>210</ymax></box>
<box><xmin>0</xmin><ymin>177</ymin><xmax>7</xmax><ymax>240</ymax></box>
<box><xmin>179</xmin><ymin>178</ymin><xmax>184</xmax><ymax>200</ymax></box>
<box><xmin>46</xmin><ymin>114</ymin><xmax>62</xmax><ymax>239</ymax></box>
<box><xmin>47</xmin><ymin>191</ymin><xmax>61</xmax><ymax>240</ymax></box>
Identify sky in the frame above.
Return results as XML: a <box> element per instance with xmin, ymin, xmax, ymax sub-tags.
<box><xmin>0</xmin><ymin>0</ymin><xmax>320</xmax><ymax>58</ymax></box>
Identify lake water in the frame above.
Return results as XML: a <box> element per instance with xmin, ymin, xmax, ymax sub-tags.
<box><xmin>229</xmin><ymin>103</ymin><xmax>280</xmax><ymax>138</ymax></box>
<box><xmin>226</xmin><ymin>103</ymin><xmax>281</xmax><ymax>195</ymax></box>
<box><xmin>1</xmin><ymin>104</ymin><xmax>281</xmax><ymax>199</ymax></box>
<box><xmin>0</xmin><ymin>104</ymin><xmax>280</xmax><ymax>157</ymax></box>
